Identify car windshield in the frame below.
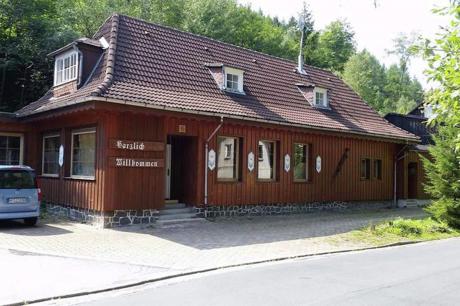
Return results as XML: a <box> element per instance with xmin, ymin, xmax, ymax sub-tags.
<box><xmin>0</xmin><ymin>170</ymin><xmax>36</xmax><ymax>189</ymax></box>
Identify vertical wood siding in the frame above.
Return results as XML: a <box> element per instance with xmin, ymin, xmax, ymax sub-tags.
<box><xmin>25</xmin><ymin>108</ymin><xmax>104</xmax><ymax>211</ymax></box>
<box><xmin>17</xmin><ymin>104</ymin><xmax>406</xmax><ymax>212</ymax></box>
<box><xmin>202</xmin><ymin>121</ymin><xmax>398</xmax><ymax>205</ymax></box>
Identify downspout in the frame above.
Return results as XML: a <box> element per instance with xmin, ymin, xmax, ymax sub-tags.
<box><xmin>393</xmin><ymin>144</ymin><xmax>409</xmax><ymax>208</ymax></box>
<box><xmin>204</xmin><ymin>116</ymin><xmax>224</xmax><ymax>218</ymax></box>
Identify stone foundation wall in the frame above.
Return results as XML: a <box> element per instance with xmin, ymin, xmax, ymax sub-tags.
<box><xmin>196</xmin><ymin>201</ymin><xmax>392</xmax><ymax>218</ymax></box>
<box><xmin>45</xmin><ymin>203</ymin><xmax>159</xmax><ymax>228</ymax></box>
<box><xmin>45</xmin><ymin>200</ymin><xmax>392</xmax><ymax>227</ymax></box>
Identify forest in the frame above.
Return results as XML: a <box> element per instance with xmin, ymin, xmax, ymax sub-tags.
<box><xmin>0</xmin><ymin>0</ymin><xmax>423</xmax><ymax>114</ymax></box>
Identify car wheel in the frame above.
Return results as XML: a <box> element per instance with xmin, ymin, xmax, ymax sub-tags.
<box><xmin>24</xmin><ymin>217</ymin><xmax>38</xmax><ymax>226</ymax></box>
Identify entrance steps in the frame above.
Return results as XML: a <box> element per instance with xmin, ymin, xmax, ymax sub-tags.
<box><xmin>157</xmin><ymin>201</ymin><xmax>204</xmax><ymax>227</ymax></box>
<box><xmin>398</xmin><ymin>199</ymin><xmax>432</xmax><ymax>208</ymax></box>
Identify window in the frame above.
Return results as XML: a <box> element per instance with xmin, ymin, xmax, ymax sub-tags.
<box><xmin>294</xmin><ymin>143</ymin><xmax>309</xmax><ymax>181</ymax></box>
<box><xmin>0</xmin><ymin>134</ymin><xmax>22</xmax><ymax>165</ymax></box>
<box><xmin>54</xmin><ymin>50</ymin><xmax>78</xmax><ymax>86</ymax></box>
<box><xmin>373</xmin><ymin>159</ymin><xmax>382</xmax><ymax>180</ymax></box>
<box><xmin>42</xmin><ymin>134</ymin><xmax>60</xmax><ymax>176</ymax></box>
<box><xmin>71</xmin><ymin>129</ymin><xmax>96</xmax><ymax>179</ymax></box>
<box><xmin>424</xmin><ymin>104</ymin><xmax>435</xmax><ymax>119</ymax></box>
<box><xmin>258</xmin><ymin>140</ymin><xmax>276</xmax><ymax>180</ymax></box>
<box><xmin>226</xmin><ymin>74</ymin><xmax>239</xmax><ymax>91</ymax></box>
<box><xmin>0</xmin><ymin>169</ymin><xmax>36</xmax><ymax>189</ymax></box>
<box><xmin>360</xmin><ymin>158</ymin><xmax>371</xmax><ymax>180</ymax></box>
<box><xmin>224</xmin><ymin>67</ymin><xmax>244</xmax><ymax>93</ymax></box>
<box><xmin>217</xmin><ymin>137</ymin><xmax>240</xmax><ymax>181</ymax></box>
<box><xmin>313</xmin><ymin>87</ymin><xmax>328</xmax><ymax>108</ymax></box>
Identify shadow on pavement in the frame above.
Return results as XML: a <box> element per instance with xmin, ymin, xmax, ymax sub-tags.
<box><xmin>0</xmin><ymin>219</ymin><xmax>72</xmax><ymax>236</ymax></box>
<box><xmin>118</xmin><ymin>208</ymin><xmax>427</xmax><ymax>250</ymax></box>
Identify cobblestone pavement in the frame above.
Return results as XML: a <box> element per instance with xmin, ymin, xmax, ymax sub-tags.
<box><xmin>0</xmin><ymin>207</ymin><xmax>426</xmax><ymax>272</ymax></box>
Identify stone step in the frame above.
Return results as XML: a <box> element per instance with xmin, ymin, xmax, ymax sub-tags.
<box><xmin>156</xmin><ymin>217</ymin><xmax>206</xmax><ymax>228</ymax></box>
<box><xmin>164</xmin><ymin>203</ymin><xmax>187</xmax><ymax>209</ymax></box>
<box><xmin>165</xmin><ymin>199</ymin><xmax>179</xmax><ymax>204</ymax></box>
<box><xmin>157</xmin><ymin>212</ymin><xmax>198</xmax><ymax>220</ymax></box>
<box><xmin>160</xmin><ymin>207</ymin><xmax>195</xmax><ymax>215</ymax></box>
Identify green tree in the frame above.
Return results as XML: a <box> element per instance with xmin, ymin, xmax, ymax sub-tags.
<box><xmin>342</xmin><ymin>50</ymin><xmax>423</xmax><ymax>114</ymax></box>
<box><xmin>312</xmin><ymin>20</ymin><xmax>356</xmax><ymax>72</ymax></box>
<box><xmin>0</xmin><ymin>0</ymin><xmax>74</xmax><ymax>111</ymax></box>
<box><xmin>342</xmin><ymin>50</ymin><xmax>386</xmax><ymax>112</ymax></box>
<box><xmin>420</xmin><ymin>4</ymin><xmax>460</xmax><ymax>227</ymax></box>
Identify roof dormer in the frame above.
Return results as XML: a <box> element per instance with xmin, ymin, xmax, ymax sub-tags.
<box><xmin>206</xmin><ymin>63</ymin><xmax>245</xmax><ymax>95</ymax></box>
<box><xmin>48</xmin><ymin>37</ymin><xmax>105</xmax><ymax>97</ymax></box>
<box><xmin>297</xmin><ymin>83</ymin><xmax>330</xmax><ymax>109</ymax></box>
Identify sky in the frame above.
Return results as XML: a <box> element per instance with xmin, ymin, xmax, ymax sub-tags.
<box><xmin>237</xmin><ymin>0</ymin><xmax>451</xmax><ymax>88</ymax></box>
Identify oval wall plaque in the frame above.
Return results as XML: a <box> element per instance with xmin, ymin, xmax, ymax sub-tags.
<box><xmin>208</xmin><ymin>149</ymin><xmax>216</xmax><ymax>171</ymax></box>
<box><xmin>316</xmin><ymin>155</ymin><xmax>322</xmax><ymax>173</ymax></box>
<box><xmin>284</xmin><ymin>154</ymin><xmax>291</xmax><ymax>172</ymax></box>
<box><xmin>248</xmin><ymin>152</ymin><xmax>255</xmax><ymax>172</ymax></box>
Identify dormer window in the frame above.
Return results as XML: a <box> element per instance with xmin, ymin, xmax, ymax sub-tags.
<box><xmin>54</xmin><ymin>50</ymin><xmax>79</xmax><ymax>86</ymax></box>
<box><xmin>224</xmin><ymin>67</ymin><xmax>244</xmax><ymax>94</ymax></box>
<box><xmin>313</xmin><ymin>87</ymin><xmax>328</xmax><ymax>108</ymax></box>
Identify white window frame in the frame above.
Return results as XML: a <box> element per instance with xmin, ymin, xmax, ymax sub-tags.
<box><xmin>42</xmin><ymin>134</ymin><xmax>61</xmax><ymax>177</ymax></box>
<box><xmin>70</xmin><ymin>128</ymin><xmax>96</xmax><ymax>180</ymax></box>
<box><xmin>223</xmin><ymin>67</ymin><xmax>244</xmax><ymax>93</ymax></box>
<box><xmin>54</xmin><ymin>50</ymin><xmax>79</xmax><ymax>86</ymax></box>
<box><xmin>313</xmin><ymin>87</ymin><xmax>328</xmax><ymax>108</ymax></box>
<box><xmin>0</xmin><ymin>132</ymin><xmax>24</xmax><ymax>165</ymax></box>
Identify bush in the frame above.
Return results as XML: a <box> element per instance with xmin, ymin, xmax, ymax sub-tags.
<box><xmin>372</xmin><ymin>218</ymin><xmax>453</xmax><ymax>238</ymax></box>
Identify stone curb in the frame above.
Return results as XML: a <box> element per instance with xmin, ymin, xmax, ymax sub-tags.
<box><xmin>7</xmin><ymin>239</ymin><xmax>426</xmax><ymax>306</ymax></box>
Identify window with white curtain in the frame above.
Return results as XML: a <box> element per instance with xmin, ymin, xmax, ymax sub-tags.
<box><xmin>71</xmin><ymin>129</ymin><xmax>96</xmax><ymax>179</ymax></box>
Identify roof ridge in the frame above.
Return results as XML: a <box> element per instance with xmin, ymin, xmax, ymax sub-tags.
<box><xmin>116</xmin><ymin>14</ymin><xmax>336</xmax><ymax>76</ymax></box>
<box><xmin>91</xmin><ymin>13</ymin><xmax>120</xmax><ymax>96</ymax></box>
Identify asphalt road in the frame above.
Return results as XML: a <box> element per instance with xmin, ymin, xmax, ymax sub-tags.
<box><xmin>80</xmin><ymin>238</ymin><xmax>460</xmax><ymax>306</ymax></box>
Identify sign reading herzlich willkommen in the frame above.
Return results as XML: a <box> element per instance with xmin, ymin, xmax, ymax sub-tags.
<box><xmin>109</xmin><ymin>157</ymin><xmax>164</xmax><ymax>168</ymax></box>
<box><xmin>110</xmin><ymin>139</ymin><xmax>164</xmax><ymax>151</ymax></box>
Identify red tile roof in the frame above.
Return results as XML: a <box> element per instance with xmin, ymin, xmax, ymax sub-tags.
<box><xmin>18</xmin><ymin>14</ymin><xmax>418</xmax><ymax>143</ymax></box>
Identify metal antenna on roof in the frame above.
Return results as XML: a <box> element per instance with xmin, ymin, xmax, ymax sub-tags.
<box><xmin>297</xmin><ymin>15</ymin><xmax>306</xmax><ymax>74</ymax></box>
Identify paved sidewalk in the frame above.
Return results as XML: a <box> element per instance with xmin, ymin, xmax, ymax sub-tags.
<box><xmin>0</xmin><ymin>207</ymin><xmax>426</xmax><ymax>304</ymax></box>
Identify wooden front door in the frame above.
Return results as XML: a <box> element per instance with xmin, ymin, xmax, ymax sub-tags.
<box><xmin>408</xmin><ymin>162</ymin><xmax>418</xmax><ymax>199</ymax></box>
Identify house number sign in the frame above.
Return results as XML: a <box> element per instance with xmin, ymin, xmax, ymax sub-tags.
<box><xmin>110</xmin><ymin>139</ymin><xmax>164</xmax><ymax>151</ymax></box>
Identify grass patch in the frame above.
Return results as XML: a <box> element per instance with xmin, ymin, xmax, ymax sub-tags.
<box><xmin>346</xmin><ymin>217</ymin><xmax>460</xmax><ymax>246</ymax></box>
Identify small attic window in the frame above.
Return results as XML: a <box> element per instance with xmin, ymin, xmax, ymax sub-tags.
<box><xmin>313</xmin><ymin>87</ymin><xmax>328</xmax><ymax>108</ymax></box>
<box><xmin>54</xmin><ymin>50</ymin><xmax>78</xmax><ymax>86</ymax></box>
<box><xmin>224</xmin><ymin>67</ymin><xmax>244</xmax><ymax>94</ymax></box>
